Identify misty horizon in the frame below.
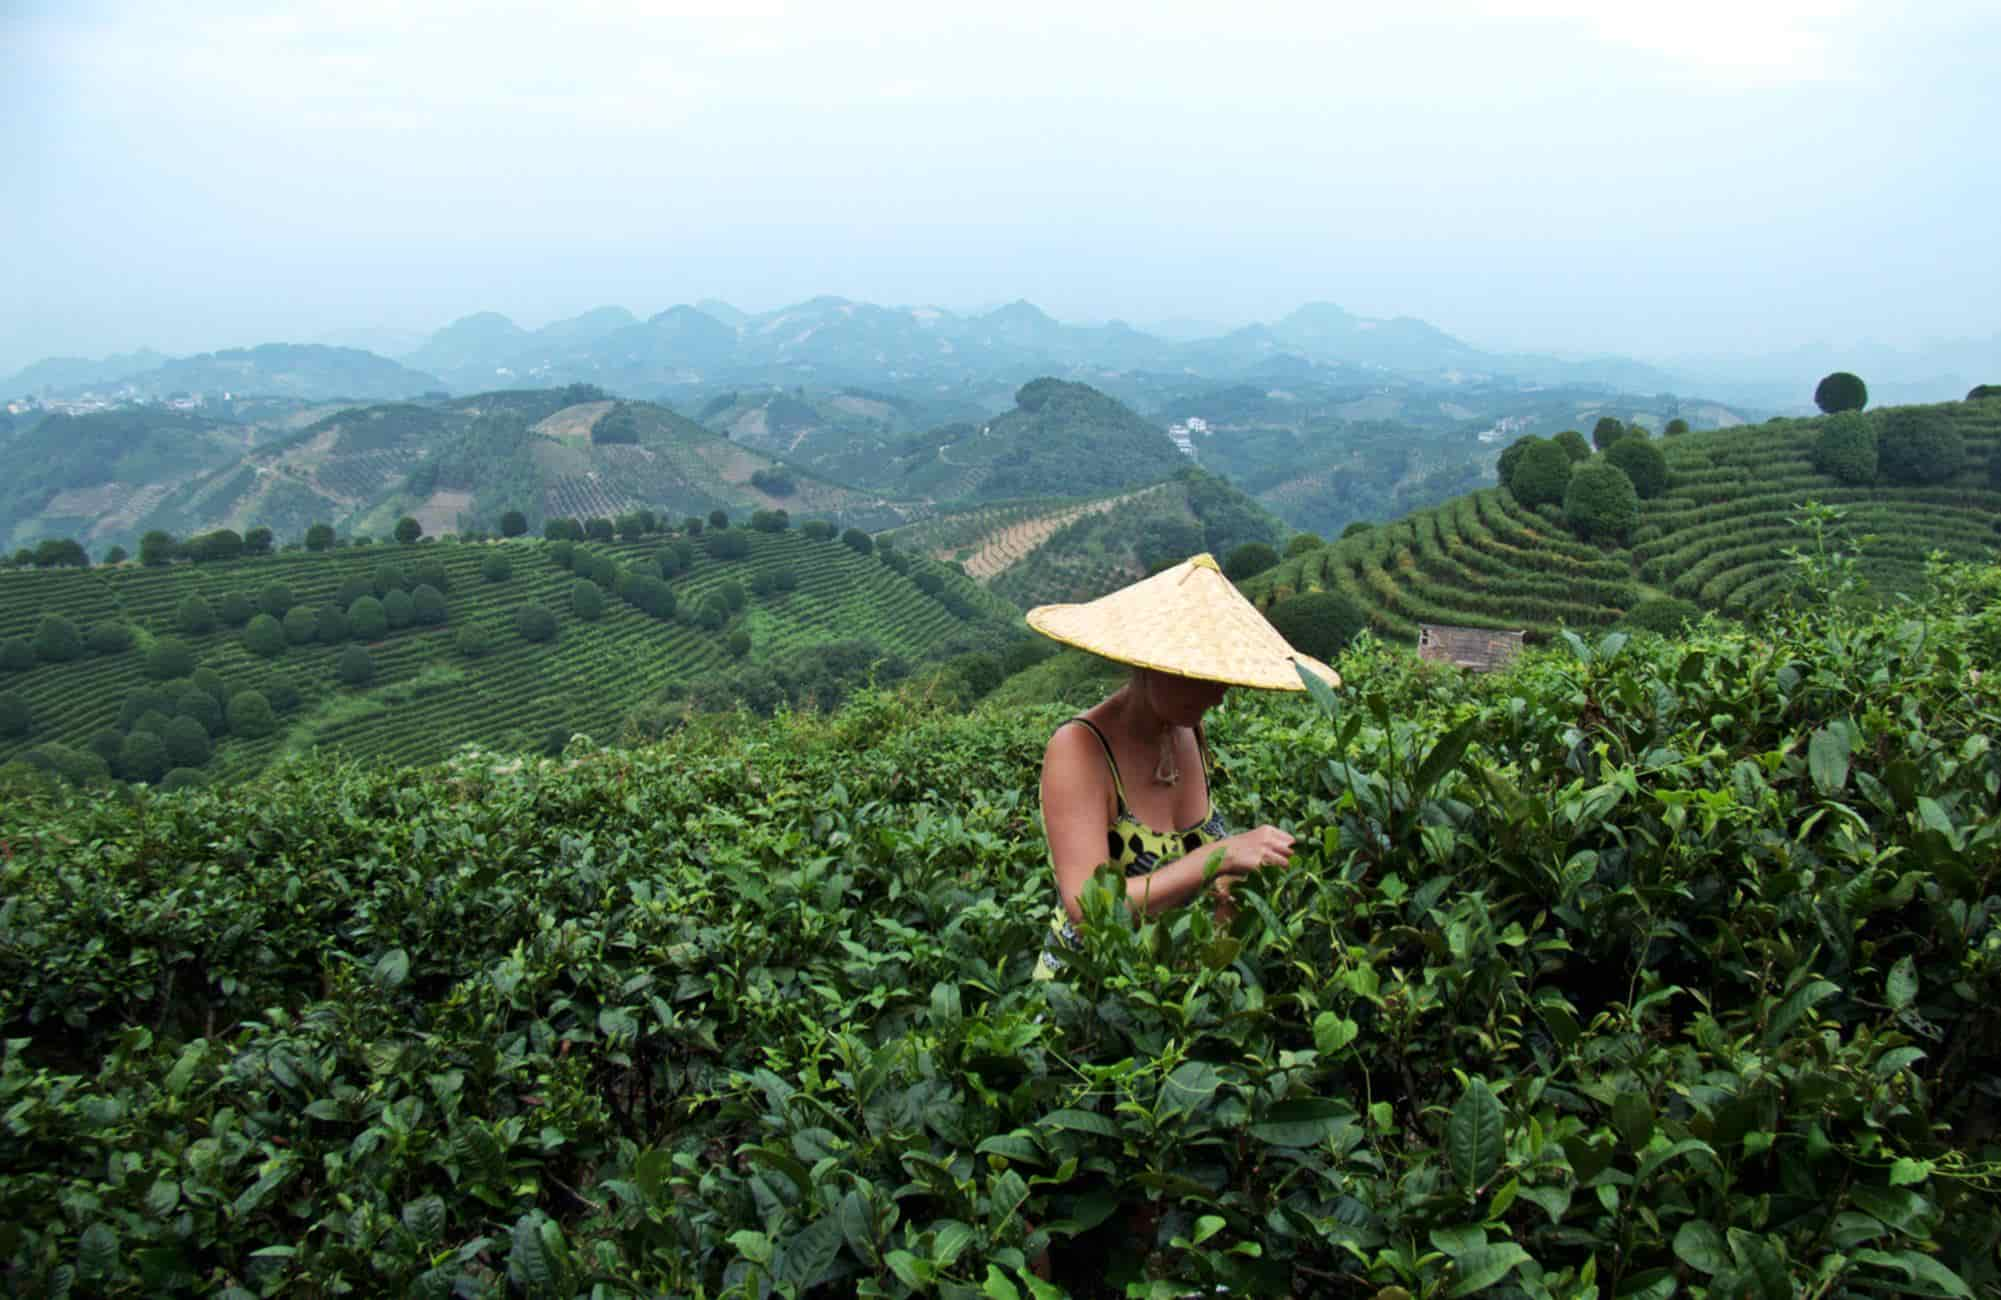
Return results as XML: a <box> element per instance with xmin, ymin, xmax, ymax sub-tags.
<box><xmin>7</xmin><ymin>1</ymin><xmax>1997</xmax><ymax>382</ymax></box>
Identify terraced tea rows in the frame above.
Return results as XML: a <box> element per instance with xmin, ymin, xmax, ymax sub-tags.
<box><xmin>1250</xmin><ymin>399</ymin><xmax>2001</xmax><ymax>641</ymax></box>
<box><xmin>1</xmin><ymin>528</ymin><xmax>1015</xmax><ymax>781</ymax></box>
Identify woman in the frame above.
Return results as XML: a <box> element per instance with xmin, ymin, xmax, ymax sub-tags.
<box><xmin>1026</xmin><ymin>553</ymin><xmax>1340</xmax><ymax>976</ymax></box>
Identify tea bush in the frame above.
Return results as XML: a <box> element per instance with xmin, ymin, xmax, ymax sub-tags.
<box><xmin>1</xmin><ymin>556</ymin><xmax>1997</xmax><ymax>1297</ymax></box>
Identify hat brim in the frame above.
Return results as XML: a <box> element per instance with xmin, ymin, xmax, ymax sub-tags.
<box><xmin>1024</xmin><ymin>553</ymin><xmax>1343</xmax><ymax>692</ymax></box>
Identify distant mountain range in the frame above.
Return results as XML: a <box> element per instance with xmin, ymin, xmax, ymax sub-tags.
<box><xmin>11</xmin><ymin>299</ymin><xmax>1990</xmax><ymax>408</ymax></box>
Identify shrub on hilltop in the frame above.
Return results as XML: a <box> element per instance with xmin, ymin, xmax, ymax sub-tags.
<box><xmin>145</xmin><ymin>638</ymin><xmax>195</xmax><ymax>681</ymax></box>
<box><xmin>1510</xmin><ymin>438</ymin><xmax>1574</xmax><ymax>507</ymax></box>
<box><xmin>1224</xmin><ymin>542</ymin><xmax>1279</xmax><ymax>582</ymax></box>
<box><xmin>1264</xmin><ymin>590</ymin><xmax>1367</xmax><ymax>661</ymax></box>
<box><xmin>1815</xmin><ymin>370</ymin><xmax>1869</xmax><ymax>413</ymax></box>
<box><xmin>1563</xmin><ymin>459</ymin><xmax>1640</xmax><ymax>542</ymax></box>
<box><xmin>1876</xmin><ymin>406</ymin><xmax>1964</xmax><ymax>485</ymax></box>
<box><xmin>1602</xmin><ymin>433</ymin><xmax>1669</xmax><ymax>498</ymax></box>
<box><xmin>225</xmin><ymin>690</ymin><xmax>275</xmax><ymax>739</ymax></box>
<box><xmin>1</xmin><ymin>637</ymin><xmax>33</xmax><ymax>672</ymax></box>
<box><xmin>1591</xmin><ymin>416</ymin><xmax>1626</xmax><ymax>450</ymax></box>
<box><xmin>1551</xmin><ymin>429</ymin><xmax>1591</xmax><ymax>462</ymax></box>
<box><xmin>1812</xmin><ymin>411</ymin><xmax>1878</xmax><ymax>483</ymax></box>
<box><xmin>335</xmin><ymin>645</ymin><xmax>374</xmax><ymax>686</ymax></box>
<box><xmin>0</xmin><ymin>691</ymin><xmax>28</xmax><ymax>738</ymax></box>
<box><xmin>515</xmin><ymin>603</ymin><xmax>557</xmax><ymax>643</ymax></box>
<box><xmin>86</xmin><ymin>622</ymin><xmax>134</xmax><ymax>656</ymax></box>
<box><xmin>32</xmin><ymin>615</ymin><xmax>82</xmax><ymax>664</ymax></box>
<box><xmin>244</xmin><ymin>614</ymin><xmax>285</xmax><ymax>658</ymax></box>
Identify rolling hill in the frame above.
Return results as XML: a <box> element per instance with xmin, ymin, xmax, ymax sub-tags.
<box><xmin>0</xmin><ymin>524</ymin><xmax>1017</xmax><ymax>784</ymax></box>
<box><xmin>1244</xmin><ymin>398</ymin><xmax>2001</xmax><ymax>643</ymax></box>
<box><xmin>881</xmin><ymin>468</ymin><xmax>1288</xmax><ymax>609</ymax></box>
<box><xmin>4</xmin><ymin>387</ymin><xmax>930</xmax><ymax>555</ymax></box>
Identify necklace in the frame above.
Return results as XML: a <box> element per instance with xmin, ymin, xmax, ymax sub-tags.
<box><xmin>1152</xmin><ymin>729</ymin><xmax>1180</xmax><ymax>787</ymax></box>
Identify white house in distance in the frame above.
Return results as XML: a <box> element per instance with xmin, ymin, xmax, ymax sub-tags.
<box><xmin>1165</xmin><ymin>416</ymin><xmax>1207</xmax><ymax>460</ymax></box>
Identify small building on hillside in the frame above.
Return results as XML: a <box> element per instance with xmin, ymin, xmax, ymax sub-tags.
<box><xmin>1418</xmin><ymin>624</ymin><xmax>1525</xmax><ymax>672</ymax></box>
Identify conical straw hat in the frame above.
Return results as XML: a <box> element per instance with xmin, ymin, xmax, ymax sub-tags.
<box><xmin>1026</xmin><ymin>553</ymin><xmax>1341</xmax><ymax>691</ymax></box>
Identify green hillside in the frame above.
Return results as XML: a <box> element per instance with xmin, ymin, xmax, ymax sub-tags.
<box><xmin>865</xmin><ymin>379</ymin><xmax>1185</xmax><ymax>504</ymax></box>
<box><xmin>4</xmin><ymin>569</ymin><xmax>1996</xmax><ymax>1295</ymax></box>
<box><xmin>1</xmin><ymin>408</ymin><xmax>254</xmax><ymax>551</ymax></box>
<box><xmin>0</xmin><ymin>525</ymin><xmax>1015</xmax><ymax>784</ymax></box>
<box><xmin>882</xmin><ymin>469</ymin><xmax>1287</xmax><ymax>609</ymax></box>
<box><xmin>1249</xmin><ymin>399</ymin><xmax>2001</xmax><ymax>642</ymax></box>
<box><xmin>11</xmin><ymin>388</ymin><xmax>927</xmax><ymax>555</ymax></box>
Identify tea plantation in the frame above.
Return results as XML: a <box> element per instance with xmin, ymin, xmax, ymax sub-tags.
<box><xmin>0</xmin><ymin>526</ymin><xmax>1012</xmax><ymax>783</ymax></box>
<box><xmin>1249</xmin><ymin>399</ymin><xmax>2001</xmax><ymax>642</ymax></box>
<box><xmin>3</xmin><ymin>553</ymin><xmax>1996</xmax><ymax>1297</ymax></box>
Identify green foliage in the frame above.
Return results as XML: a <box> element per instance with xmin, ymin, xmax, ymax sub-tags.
<box><xmin>114</xmin><ymin>728</ymin><xmax>167</xmax><ymax>782</ymax></box>
<box><xmin>591</xmin><ymin>403</ymin><xmax>640</xmax><ymax>445</ymax></box>
<box><xmin>381</xmin><ymin>589</ymin><xmax>416</xmax><ymax>629</ymax></box>
<box><xmin>282</xmin><ymin>607</ymin><xmax>317</xmax><ymax>645</ymax></box>
<box><xmin>1663</xmin><ymin>417</ymin><xmax>1690</xmax><ymax>436</ymax></box>
<box><xmin>726</xmin><ymin>629</ymin><xmax>751</xmax><ymax>658</ymax></box>
<box><xmin>585</xmin><ymin>517</ymin><xmax>615</xmax><ymax>543</ymax></box>
<box><xmin>0</xmin><ymin>637</ymin><xmax>32</xmax><ymax>672</ymax></box>
<box><xmin>217</xmin><ymin>591</ymin><xmax>254</xmax><ymax>627</ymax></box>
<box><xmin>145</xmin><ymin>637</ymin><xmax>195</xmax><ymax>681</ymax></box>
<box><xmin>707</xmin><ymin>530</ymin><xmax>752</xmax><ymax>561</ymax></box>
<box><xmin>410</xmin><ymin>584</ymin><xmax>448</xmax><ymax>626</ymax></box>
<box><xmin>515</xmin><ymin>603</ymin><xmax>557</xmax><ymax>643</ymax></box>
<box><xmin>1264</xmin><ymin>590</ymin><xmax>1367</xmax><ymax>660</ymax></box>
<box><xmin>1563</xmin><ymin>459</ymin><xmax>1640</xmax><ymax>542</ymax></box>
<box><xmin>500</xmin><ymin>509</ymin><xmax>528</xmax><ymax>537</ymax></box>
<box><xmin>750</xmin><ymin>466</ymin><xmax>795</xmax><ymax>496</ymax></box>
<box><xmin>1591</xmin><ymin>415</ymin><xmax>1626</xmax><ymax>450</ymax></box>
<box><xmin>414</xmin><ymin>558</ymin><xmax>450</xmax><ymax>593</ymax></box>
<box><xmin>709</xmin><ymin>509</ymin><xmax>730</xmax><ymax>531</ymax></box>
<box><xmin>842</xmin><ymin>527</ymin><xmax>873</xmax><ymax>555</ymax></box>
<box><xmin>243</xmin><ymin>614</ymin><xmax>286</xmax><ymax>658</ymax></box>
<box><xmin>1603</xmin><ymin>434</ymin><xmax>1669</xmax><ymax>498</ymax></box>
<box><xmin>314</xmin><ymin>601</ymin><xmax>350</xmax><ymax>645</ymax></box>
<box><xmin>159</xmin><ymin>766</ymin><xmax>206</xmax><ymax>791</ymax></box>
<box><xmin>1967</xmin><ymin>384</ymin><xmax>2001</xmax><ymax>401</ymax></box>
<box><xmin>160</xmin><ymin>714</ymin><xmax>212</xmax><ymax>767</ymax></box>
<box><xmin>393</xmin><ymin>516</ymin><xmax>423</xmax><ymax>545</ymax></box>
<box><xmin>2</xmin><ymin>572</ymin><xmax>2000</xmax><ymax>1296</ymax></box>
<box><xmin>750</xmin><ymin>508</ymin><xmax>791</xmax><ymax>533</ymax></box>
<box><xmin>175</xmin><ymin>684</ymin><xmax>222</xmax><ymax>736</ymax></box>
<box><xmin>305</xmin><ymin>522</ymin><xmax>336</xmax><ymax>552</ymax></box>
<box><xmin>1510</xmin><ymin>438</ymin><xmax>1574</xmax><ymax>507</ymax></box>
<box><xmin>225</xmin><ymin>689</ymin><xmax>275</xmax><ymax>739</ymax></box>
<box><xmin>335</xmin><ymin>644</ymin><xmax>374</xmax><ymax>686</ymax></box>
<box><xmin>1876</xmin><ymin>406</ymin><xmax>1964</xmax><ymax>485</ymax></box>
<box><xmin>140</xmin><ymin>530</ymin><xmax>177</xmax><ymax>567</ymax></box>
<box><xmin>1223</xmin><ymin>541</ymin><xmax>1280</xmax><ymax>581</ymax></box>
<box><xmin>1551</xmin><ymin>428</ymin><xmax>1591</xmax><ymax>462</ymax></box>
<box><xmin>801</xmin><ymin>519</ymin><xmax>836</xmax><ymax>542</ymax></box>
<box><xmin>571</xmin><ymin>579</ymin><xmax>606</xmax><ymax>622</ymax></box>
<box><xmin>456</xmin><ymin>622</ymin><xmax>495</xmax><ymax>659</ymax></box>
<box><xmin>1339</xmin><ymin>520</ymin><xmax>1375</xmax><ymax>539</ymax></box>
<box><xmin>1283</xmin><ymin>531</ymin><xmax>1325</xmax><ymax>558</ymax></box>
<box><xmin>244</xmin><ymin>527</ymin><xmax>274</xmax><ymax>556</ymax></box>
<box><xmin>33</xmin><ymin>615</ymin><xmax>82</xmax><ymax>664</ymax></box>
<box><xmin>1815</xmin><ymin>370</ymin><xmax>1869</xmax><ymax>413</ymax></box>
<box><xmin>32</xmin><ymin>537</ymin><xmax>89</xmax><ymax>568</ymax></box>
<box><xmin>85</xmin><ymin>621</ymin><xmax>133</xmax><ymax>656</ymax></box>
<box><xmin>1812</xmin><ymin>411</ymin><xmax>1879</xmax><ymax>483</ymax></box>
<box><xmin>0</xmin><ymin>691</ymin><xmax>27</xmax><ymax>738</ymax></box>
<box><xmin>259</xmin><ymin>582</ymin><xmax>294</xmax><ymax>617</ymax></box>
<box><xmin>348</xmin><ymin>594</ymin><xmax>388</xmax><ymax>641</ymax></box>
<box><xmin>175</xmin><ymin>594</ymin><xmax>216</xmax><ymax>635</ymax></box>
<box><xmin>189</xmin><ymin>529</ymin><xmax>242</xmax><ymax>563</ymax></box>
<box><xmin>544</xmin><ymin>517</ymin><xmax>583</xmax><ymax>542</ymax></box>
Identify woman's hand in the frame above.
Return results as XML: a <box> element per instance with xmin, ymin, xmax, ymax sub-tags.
<box><xmin>1216</xmin><ymin>824</ymin><xmax>1295</xmax><ymax>877</ymax></box>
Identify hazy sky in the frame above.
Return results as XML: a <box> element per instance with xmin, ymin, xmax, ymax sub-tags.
<box><xmin>5</xmin><ymin>0</ymin><xmax>1996</xmax><ymax>375</ymax></box>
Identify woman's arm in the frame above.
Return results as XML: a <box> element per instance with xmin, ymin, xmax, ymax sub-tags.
<box><xmin>1040</xmin><ymin>724</ymin><xmax>1294</xmax><ymax>924</ymax></box>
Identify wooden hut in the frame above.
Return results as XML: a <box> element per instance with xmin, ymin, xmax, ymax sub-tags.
<box><xmin>1418</xmin><ymin>624</ymin><xmax>1525</xmax><ymax>672</ymax></box>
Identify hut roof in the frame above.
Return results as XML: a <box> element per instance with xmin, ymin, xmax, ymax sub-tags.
<box><xmin>1418</xmin><ymin>624</ymin><xmax>1525</xmax><ymax>673</ymax></box>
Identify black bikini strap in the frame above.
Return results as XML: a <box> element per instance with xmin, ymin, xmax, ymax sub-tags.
<box><xmin>1062</xmin><ymin>717</ymin><xmax>1131</xmax><ymax>811</ymax></box>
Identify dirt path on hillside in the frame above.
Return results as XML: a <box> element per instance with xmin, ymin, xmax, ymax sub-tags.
<box><xmin>950</xmin><ymin>487</ymin><xmax>1157</xmax><ymax>580</ymax></box>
